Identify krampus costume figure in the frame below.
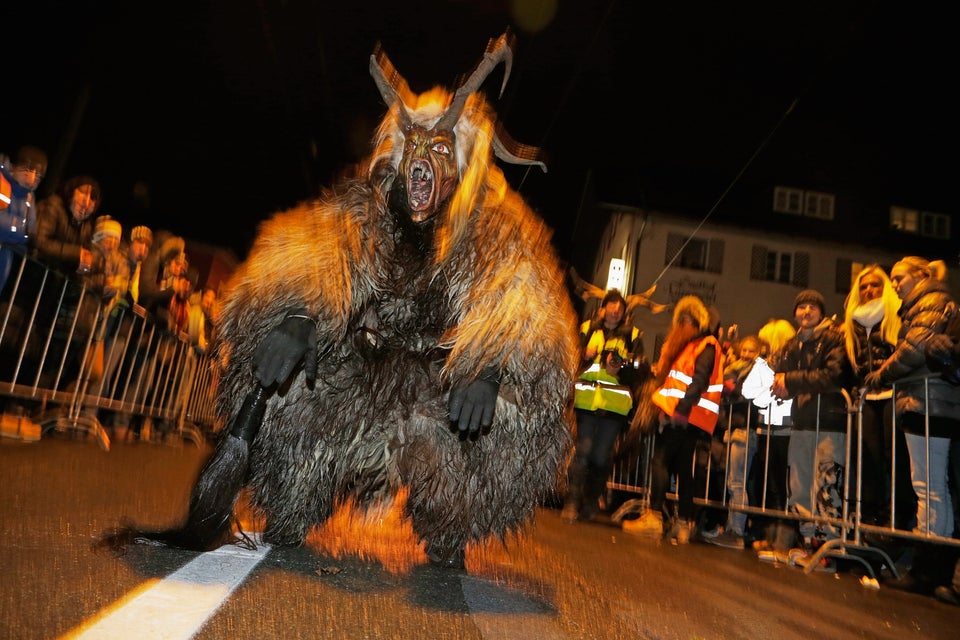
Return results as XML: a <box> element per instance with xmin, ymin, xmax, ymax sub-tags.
<box><xmin>101</xmin><ymin>33</ymin><xmax>579</xmax><ymax>569</ymax></box>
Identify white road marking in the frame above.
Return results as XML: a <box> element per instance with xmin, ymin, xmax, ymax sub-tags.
<box><xmin>60</xmin><ymin>542</ymin><xmax>271</xmax><ymax>640</ymax></box>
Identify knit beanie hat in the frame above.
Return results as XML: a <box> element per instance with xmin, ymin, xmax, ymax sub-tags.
<box><xmin>130</xmin><ymin>225</ymin><xmax>153</xmax><ymax>246</ymax></box>
<box><xmin>93</xmin><ymin>216</ymin><xmax>122</xmax><ymax>243</ymax></box>
<box><xmin>793</xmin><ymin>289</ymin><xmax>825</xmax><ymax>315</ymax></box>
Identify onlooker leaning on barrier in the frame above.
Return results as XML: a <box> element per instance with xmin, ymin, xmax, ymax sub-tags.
<box><xmin>100</xmin><ymin>225</ymin><xmax>153</xmax><ymax>439</ymax></box>
<box><xmin>743</xmin><ymin>318</ymin><xmax>798</xmax><ymax>552</ymax></box>
<box><xmin>841</xmin><ymin>264</ymin><xmax>916</xmax><ymax>530</ymax></box>
<box><xmin>31</xmin><ymin>175</ymin><xmax>103</xmax><ymax>388</ymax></box>
<box><xmin>77</xmin><ymin>216</ymin><xmax>127</xmax><ymax>394</ymax></box>
<box><xmin>33</xmin><ymin>175</ymin><xmax>102</xmax><ymax>275</ymax></box>
<box><xmin>136</xmin><ymin>230</ymin><xmax>185</xmax><ymax>322</ymax></box>
<box><xmin>87</xmin><ymin>216</ymin><xmax>128</xmax><ymax>310</ymax></box>
<box><xmin>200</xmin><ymin>286</ymin><xmax>220</xmax><ymax>345</ymax></box>
<box><xmin>623</xmin><ymin>295</ymin><xmax>723</xmax><ymax>544</ymax></box>
<box><xmin>0</xmin><ymin>145</ymin><xmax>47</xmax><ymax>294</ymax></box>
<box><xmin>771</xmin><ymin>290</ymin><xmax>851</xmax><ymax>554</ymax></box>
<box><xmin>864</xmin><ymin>256</ymin><xmax>960</xmax><ymax>597</ymax></box>
<box><xmin>707</xmin><ymin>334</ymin><xmax>763</xmax><ymax>550</ymax></box>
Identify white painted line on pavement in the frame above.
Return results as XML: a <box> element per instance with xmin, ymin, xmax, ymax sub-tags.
<box><xmin>60</xmin><ymin>541</ymin><xmax>271</xmax><ymax>640</ymax></box>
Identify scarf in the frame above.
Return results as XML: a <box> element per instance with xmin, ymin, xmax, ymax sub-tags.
<box><xmin>853</xmin><ymin>297</ymin><xmax>885</xmax><ymax>330</ymax></box>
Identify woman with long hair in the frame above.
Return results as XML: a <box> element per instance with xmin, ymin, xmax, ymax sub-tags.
<box><xmin>841</xmin><ymin>265</ymin><xmax>914</xmax><ymax>529</ymax></box>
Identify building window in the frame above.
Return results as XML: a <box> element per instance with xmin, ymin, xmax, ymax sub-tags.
<box><xmin>921</xmin><ymin>211</ymin><xmax>950</xmax><ymax>239</ymax></box>
<box><xmin>665</xmin><ymin>233</ymin><xmax>723</xmax><ymax>273</ymax></box>
<box><xmin>891</xmin><ymin>206</ymin><xmax>950</xmax><ymax>239</ymax></box>
<box><xmin>774</xmin><ymin>186</ymin><xmax>834</xmax><ymax>219</ymax></box>
<box><xmin>890</xmin><ymin>206</ymin><xmax>919</xmax><ymax>233</ymax></box>
<box><xmin>804</xmin><ymin>191</ymin><xmax>835</xmax><ymax>220</ymax></box>
<box><xmin>773</xmin><ymin>186</ymin><xmax>803</xmax><ymax>215</ymax></box>
<box><xmin>750</xmin><ymin>245</ymin><xmax>809</xmax><ymax>287</ymax></box>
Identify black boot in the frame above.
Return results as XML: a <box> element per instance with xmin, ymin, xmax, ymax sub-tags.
<box><xmin>562</xmin><ymin>464</ymin><xmax>587</xmax><ymax>523</ymax></box>
<box><xmin>579</xmin><ymin>466</ymin><xmax>611</xmax><ymax>521</ymax></box>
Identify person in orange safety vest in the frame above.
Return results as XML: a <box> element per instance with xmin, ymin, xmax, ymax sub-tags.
<box><xmin>622</xmin><ymin>295</ymin><xmax>723</xmax><ymax>543</ymax></box>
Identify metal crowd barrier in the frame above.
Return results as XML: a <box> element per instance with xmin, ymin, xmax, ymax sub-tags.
<box><xmin>607</xmin><ymin>379</ymin><xmax>960</xmax><ymax>580</ymax></box>
<box><xmin>0</xmin><ymin>246</ymin><xmax>217</xmax><ymax>450</ymax></box>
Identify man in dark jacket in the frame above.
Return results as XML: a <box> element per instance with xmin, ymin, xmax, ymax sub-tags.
<box><xmin>771</xmin><ymin>289</ymin><xmax>851</xmax><ymax>552</ymax></box>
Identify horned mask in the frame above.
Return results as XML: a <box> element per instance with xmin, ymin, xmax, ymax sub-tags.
<box><xmin>369</xmin><ymin>33</ymin><xmax>546</xmax><ymax>226</ymax></box>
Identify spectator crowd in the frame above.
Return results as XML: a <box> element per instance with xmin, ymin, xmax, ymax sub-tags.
<box><xmin>567</xmin><ymin>259</ymin><xmax>960</xmax><ymax>607</ymax></box>
<box><xmin>1</xmin><ymin>144</ymin><xmax>221</xmax><ymax>440</ymax></box>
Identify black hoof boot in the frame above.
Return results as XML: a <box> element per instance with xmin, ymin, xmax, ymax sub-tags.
<box><xmin>425</xmin><ymin>541</ymin><xmax>466</xmax><ymax>569</ymax></box>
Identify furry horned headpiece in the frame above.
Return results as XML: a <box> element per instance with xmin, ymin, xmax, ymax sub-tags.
<box><xmin>366</xmin><ymin>33</ymin><xmax>547</xmax><ymax>260</ymax></box>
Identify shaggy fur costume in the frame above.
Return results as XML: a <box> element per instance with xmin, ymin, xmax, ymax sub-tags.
<box><xmin>103</xmin><ymin>35</ymin><xmax>580</xmax><ymax>566</ymax></box>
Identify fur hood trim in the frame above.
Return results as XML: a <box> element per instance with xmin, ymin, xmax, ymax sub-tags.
<box><xmin>672</xmin><ymin>295</ymin><xmax>710</xmax><ymax>330</ymax></box>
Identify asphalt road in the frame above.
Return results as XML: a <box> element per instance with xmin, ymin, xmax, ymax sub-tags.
<box><xmin>2</xmin><ymin>432</ymin><xmax>957</xmax><ymax>640</ymax></box>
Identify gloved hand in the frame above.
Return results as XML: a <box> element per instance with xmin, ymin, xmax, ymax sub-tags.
<box><xmin>253</xmin><ymin>311</ymin><xmax>317</xmax><ymax>388</ymax></box>
<box><xmin>862</xmin><ymin>370</ymin><xmax>884</xmax><ymax>390</ymax></box>
<box><xmin>449</xmin><ymin>370</ymin><xmax>500</xmax><ymax>438</ymax></box>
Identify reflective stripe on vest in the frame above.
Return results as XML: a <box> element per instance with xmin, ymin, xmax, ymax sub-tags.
<box><xmin>574</xmin><ymin>363</ymin><xmax>634</xmax><ymax>415</ymax></box>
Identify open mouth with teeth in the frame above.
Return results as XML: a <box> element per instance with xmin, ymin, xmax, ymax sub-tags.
<box><xmin>406</xmin><ymin>159</ymin><xmax>436</xmax><ymax>222</ymax></box>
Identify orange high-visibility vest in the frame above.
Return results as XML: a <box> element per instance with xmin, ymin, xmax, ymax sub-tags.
<box><xmin>0</xmin><ymin>172</ymin><xmax>11</xmax><ymax>209</ymax></box>
<box><xmin>652</xmin><ymin>335</ymin><xmax>723</xmax><ymax>435</ymax></box>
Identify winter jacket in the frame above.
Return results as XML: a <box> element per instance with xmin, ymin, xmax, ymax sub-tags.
<box><xmin>775</xmin><ymin>318</ymin><xmax>850</xmax><ymax>432</ymax></box>
<box><xmin>33</xmin><ymin>194</ymin><xmax>96</xmax><ymax>274</ymax></box>
<box><xmin>875</xmin><ymin>276</ymin><xmax>960</xmax><ymax>425</ymax></box>
<box><xmin>848</xmin><ymin>321</ymin><xmax>897</xmax><ymax>384</ymax></box>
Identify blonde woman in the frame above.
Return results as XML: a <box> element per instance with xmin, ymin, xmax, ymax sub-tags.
<box><xmin>741</xmin><ymin>318</ymin><xmax>796</xmax><ymax>554</ymax></box>
<box><xmin>842</xmin><ymin>265</ymin><xmax>914</xmax><ymax>529</ymax></box>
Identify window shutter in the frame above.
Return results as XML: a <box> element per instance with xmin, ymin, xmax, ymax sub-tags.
<box><xmin>665</xmin><ymin>233</ymin><xmax>684</xmax><ymax>266</ymax></box>
<box><xmin>750</xmin><ymin>245</ymin><xmax>767</xmax><ymax>280</ymax></box>
<box><xmin>793</xmin><ymin>252</ymin><xmax>810</xmax><ymax>287</ymax></box>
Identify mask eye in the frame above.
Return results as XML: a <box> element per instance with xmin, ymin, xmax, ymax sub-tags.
<box><xmin>432</xmin><ymin>142</ymin><xmax>450</xmax><ymax>155</ymax></box>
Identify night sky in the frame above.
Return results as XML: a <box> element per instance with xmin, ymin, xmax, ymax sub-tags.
<box><xmin>4</xmin><ymin>1</ymin><xmax>954</xmax><ymax>267</ymax></box>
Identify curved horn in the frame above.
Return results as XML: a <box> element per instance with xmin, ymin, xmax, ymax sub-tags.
<box><xmin>435</xmin><ymin>32</ymin><xmax>514</xmax><ymax>132</ymax></box>
<box><xmin>369</xmin><ymin>43</ymin><xmax>413</xmax><ymax>130</ymax></box>
<box><xmin>492</xmin><ymin>122</ymin><xmax>547</xmax><ymax>172</ymax></box>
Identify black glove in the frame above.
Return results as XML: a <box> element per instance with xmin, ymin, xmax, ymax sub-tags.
<box><xmin>449</xmin><ymin>369</ymin><xmax>500</xmax><ymax>438</ymax></box>
<box><xmin>253</xmin><ymin>311</ymin><xmax>317</xmax><ymax>388</ymax></box>
<box><xmin>862</xmin><ymin>370</ymin><xmax>884</xmax><ymax>390</ymax></box>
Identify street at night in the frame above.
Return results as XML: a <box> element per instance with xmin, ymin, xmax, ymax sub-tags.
<box><xmin>2</xmin><ymin>434</ymin><xmax>956</xmax><ymax>640</ymax></box>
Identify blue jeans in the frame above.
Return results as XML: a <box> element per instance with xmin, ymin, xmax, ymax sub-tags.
<box><xmin>904</xmin><ymin>432</ymin><xmax>954</xmax><ymax>537</ymax></box>
<box><xmin>787</xmin><ymin>429</ymin><xmax>846</xmax><ymax>541</ymax></box>
<box><xmin>724</xmin><ymin>427</ymin><xmax>757</xmax><ymax>535</ymax></box>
